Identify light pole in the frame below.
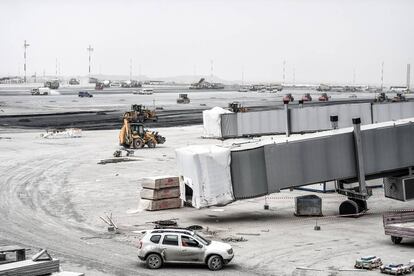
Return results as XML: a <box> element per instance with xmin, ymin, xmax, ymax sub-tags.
<box><xmin>87</xmin><ymin>45</ymin><xmax>94</xmax><ymax>79</ymax></box>
<box><xmin>24</xmin><ymin>40</ymin><xmax>30</xmax><ymax>83</ymax></box>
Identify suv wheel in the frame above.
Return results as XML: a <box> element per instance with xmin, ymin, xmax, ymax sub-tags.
<box><xmin>207</xmin><ymin>255</ymin><xmax>224</xmax><ymax>271</ymax></box>
<box><xmin>146</xmin><ymin>253</ymin><xmax>162</xmax><ymax>269</ymax></box>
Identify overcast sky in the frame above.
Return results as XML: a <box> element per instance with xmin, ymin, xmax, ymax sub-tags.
<box><xmin>1</xmin><ymin>0</ymin><xmax>413</xmax><ymax>85</ymax></box>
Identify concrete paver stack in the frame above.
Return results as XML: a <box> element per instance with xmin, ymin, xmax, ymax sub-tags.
<box><xmin>139</xmin><ymin>176</ymin><xmax>181</xmax><ymax>211</ymax></box>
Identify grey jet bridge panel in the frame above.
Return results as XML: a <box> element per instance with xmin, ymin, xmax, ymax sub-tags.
<box><xmin>230</xmin><ymin>119</ymin><xmax>414</xmax><ymax>200</ymax></box>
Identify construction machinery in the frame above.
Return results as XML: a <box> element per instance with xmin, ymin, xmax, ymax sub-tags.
<box><xmin>318</xmin><ymin>93</ymin><xmax>330</xmax><ymax>101</ymax></box>
<box><xmin>283</xmin><ymin>93</ymin><xmax>294</xmax><ymax>102</ymax></box>
<box><xmin>301</xmin><ymin>93</ymin><xmax>312</xmax><ymax>101</ymax></box>
<box><xmin>129</xmin><ymin>104</ymin><xmax>158</xmax><ymax>122</ymax></box>
<box><xmin>119</xmin><ymin>120</ymin><xmax>165</xmax><ymax>149</ymax></box>
<box><xmin>95</xmin><ymin>82</ymin><xmax>104</xmax><ymax>90</ymax></box>
<box><xmin>177</xmin><ymin>94</ymin><xmax>190</xmax><ymax>104</ymax></box>
<box><xmin>69</xmin><ymin>78</ymin><xmax>80</xmax><ymax>85</ymax></box>
<box><xmin>31</xmin><ymin>87</ymin><xmax>50</xmax><ymax>95</ymax></box>
<box><xmin>44</xmin><ymin>80</ymin><xmax>60</xmax><ymax>89</ymax></box>
<box><xmin>228</xmin><ymin>102</ymin><xmax>248</xmax><ymax>113</ymax></box>
<box><xmin>392</xmin><ymin>92</ymin><xmax>407</xmax><ymax>102</ymax></box>
<box><xmin>189</xmin><ymin>78</ymin><xmax>224</xmax><ymax>89</ymax></box>
<box><xmin>375</xmin><ymin>92</ymin><xmax>389</xmax><ymax>102</ymax></box>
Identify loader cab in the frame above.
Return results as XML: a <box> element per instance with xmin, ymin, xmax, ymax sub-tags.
<box><xmin>131</xmin><ymin>123</ymin><xmax>145</xmax><ymax>137</ymax></box>
<box><xmin>131</xmin><ymin>104</ymin><xmax>143</xmax><ymax>112</ymax></box>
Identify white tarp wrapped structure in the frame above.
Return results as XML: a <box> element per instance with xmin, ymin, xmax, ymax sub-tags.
<box><xmin>203</xmin><ymin>107</ymin><xmax>232</xmax><ymax>138</ymax></box>
<box><xmin>175</xmin><ymin>145</ymin><xmax>234</xmax><ymax>208</ymax></box>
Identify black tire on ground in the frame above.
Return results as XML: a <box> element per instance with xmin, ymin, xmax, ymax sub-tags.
<box><xmin>147</xmin><ymin>141</ymin><xmax>156</xmax><ymax>148</ymax></box>
<box><xmin>339</xmin><ymin>200</ymin><xmax>359</xmax><ymax>216</ymax></box>
<box><xmin>391</xmin><ymin>236</ymin><xmax>403</xmax><ymax>244</ymax></box>
<box><xmin>207</xmin><ymin>255</ymin><xmax>224</xmax><ymax>271</ymax></box>
<box><xmin>146</xmin><ymin>253</ymin><xmax>162</xmax><ymax>269</ymax></box>
<box><xmin>133</xmin><ymin>138</ymin><xmax>145</xmax><ymax>149</ymax></box>
<box><xmin>353</xmin><ymin>199</ymin><xmax>367</xmax><ymax>212</ymax></box>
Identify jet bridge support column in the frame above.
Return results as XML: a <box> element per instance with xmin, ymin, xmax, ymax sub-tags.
<box><xmin>284</xmin><ymin>101</ymin><xmax>290</xmax><ymax>137</ymax></box>
<box><xmin>338</xmin><ymin>118</ymin><xmax>371</xmax><ymax>216</ymax></box>
<box><xmin>353</xmin><ymin>117</ymin><xmax>368</xmax><ymax>196</ymax></box>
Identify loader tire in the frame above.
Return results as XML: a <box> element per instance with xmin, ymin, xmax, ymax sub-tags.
<box><xmin>147</xmin><ymin>141</ymin><xmax>156</xmax><ymax>148</ymax></box>
<box><xmin>133</xmin><ymin>138</ymin><xmax>144</xmax><ymax>149</ymax></box>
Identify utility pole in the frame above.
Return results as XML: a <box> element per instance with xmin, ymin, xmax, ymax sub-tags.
<box><xmin>283</xmin><ymin>60</ymin><xmax>286</xmax><ymax>84</ymax></box>
<box><xmin>55</xmin><ymin>58</ymin><xmax>58</xmax><ymax>77</ymax></box>
<box><xmin>23</xmin><ymin>40</ymin><xmax>30</xmax><ymax>83</ymax></box>
<box><xmin>380</xmin><ymin>61</ymin><xmax>384</xmax><ymax>91</ymax></box>
<box><xmin>407</xmin><ymin>64</ymin><xmax>411</xmax><ymax>92</ymax></box>
<box><xmin>87</xmin><ymin>45</ymin><xmax>94</xmax><ymax>79</ymax></box>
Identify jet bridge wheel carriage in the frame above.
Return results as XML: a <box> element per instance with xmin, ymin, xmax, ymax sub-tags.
<box><xmin>339</xmin><ymin>198</ymin><xmax>367</xmax><ymax>216</ymax></box>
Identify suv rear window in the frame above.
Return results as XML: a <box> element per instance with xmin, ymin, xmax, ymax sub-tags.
<box><xmin>150</xmin><ymin>235</ymin><xmax>161</xmax><ymax>244</ymax></box>
<box><xmin>162</xmin><ymin>235</ymin><xmax>178</xmax><ymax>246</ymax></box>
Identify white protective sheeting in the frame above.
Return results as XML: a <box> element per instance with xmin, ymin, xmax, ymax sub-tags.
<box><xmin>175</xmin><ymin>145</ymin><xmax>234</xmax><ymax>208</ymax></box>
<box><xmin>203</xmin><ymin>107</ymin><xmax>232</xmax><ymax>137</ymax></box>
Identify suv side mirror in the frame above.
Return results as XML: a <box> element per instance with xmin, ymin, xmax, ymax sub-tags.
<box><xmin>197</xmin><ymin>243</ymin><xmax>203</xmax><ymax>248</ymax></box>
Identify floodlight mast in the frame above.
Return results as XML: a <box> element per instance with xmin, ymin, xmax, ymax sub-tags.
<box><xmin>87</xmin><ymin>45</ymin><xmax>94</xmax><ymax>78</ymax></box>
<box><xmin>24</xmin><ymin>40</ymin><xmax>30</xmax><ymax>83</ymax></box>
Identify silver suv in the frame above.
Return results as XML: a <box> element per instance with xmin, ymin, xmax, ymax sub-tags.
<box><xmin>138</xmin><ymin>228</ymin><xmax>234</xmax><ymax>270</ymax></box>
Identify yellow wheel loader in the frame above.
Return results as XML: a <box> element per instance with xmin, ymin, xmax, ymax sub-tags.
<box><xmin>119</xmin><ymin>117</ymin><xmax>165</xmax><ymax>149</ymax></box>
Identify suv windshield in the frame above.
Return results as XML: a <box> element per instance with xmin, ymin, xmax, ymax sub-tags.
<box><xmin>194</xmin><ymin>233</ymin><xmax>211</xmax><ymax>245</ymax></box>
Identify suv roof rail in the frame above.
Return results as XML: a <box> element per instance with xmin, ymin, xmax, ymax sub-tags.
<box><xmin>150</xmin><ymin>228</ymin><xmax>194</xmax><ymax>234</ymax></box>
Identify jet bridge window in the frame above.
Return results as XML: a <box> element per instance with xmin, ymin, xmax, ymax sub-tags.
<box><xmin>162</xmin><ymin>235</ymin><xmax>178</xmax><ymax>246</ymax></box>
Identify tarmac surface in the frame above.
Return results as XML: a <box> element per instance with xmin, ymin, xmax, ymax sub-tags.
<box><xmin>1</xmin><ymin>84</ymin><xmax>410</xmax><ymax>130</ymax></box>
<box><xmin>0</xmin><ymin>125</ymin><xmax>413</xmax><ymax>276</ymax></box>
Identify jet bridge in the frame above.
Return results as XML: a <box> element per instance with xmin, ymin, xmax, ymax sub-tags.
<box><xmin>177</xmin><ymin>118</ymin><xmax>414</xmax><ymax>214</ymax></box>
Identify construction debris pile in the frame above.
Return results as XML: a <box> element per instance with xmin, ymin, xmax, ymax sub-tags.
<box><xmin>139</xmin><ymin>176</ymin><xmax>182</xmax><ymax>211</ymax></box>
<box><xmin>41</xmin><ymin>128</ymin><xmax>82</xmax><ymax>139</ymax></box>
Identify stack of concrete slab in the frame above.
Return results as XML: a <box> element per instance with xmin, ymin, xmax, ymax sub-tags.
<box><xmin>139</xmin><ymin>176</ymin><xmax>181</xmax><ymax>211</ymax></box>
<box><xmin>0</xmin><ymin>257</ymin><xmax>59</xmax><ymax>276</ymax></box>
<box><xmin>52</xmin><ymin>272</ymin><xmax>85</xmax><ymax>276</ymax></box>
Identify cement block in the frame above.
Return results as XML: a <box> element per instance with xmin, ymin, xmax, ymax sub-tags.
<box><xmin>140</xmin><ymin>198</ymin><xmax>182</xmax><ymax>211</ymax></box>
<box><xmin>141</xmin><ymin>176</ymin><xmax>179</xmax><ymax>190</ymax></box>
<box><xmin>140</xmin><ymin>187</ymin><xmax>180</xmax><ymax>200</ymax></box>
